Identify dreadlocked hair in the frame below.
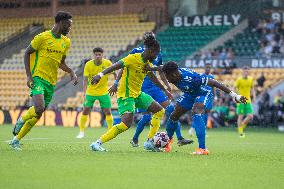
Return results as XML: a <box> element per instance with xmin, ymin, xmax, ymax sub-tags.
<box><xmin>143</xmin><ymin>32</ymin><xmax>160</xmax><ymax>50</ymax></box>
<box><xmin>162</xmin><ymin>61</ymin><xmax>179</xmax><ymax>74</ymax></box>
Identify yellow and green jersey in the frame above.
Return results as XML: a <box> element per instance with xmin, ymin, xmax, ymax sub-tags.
<box><xmin>30</xmin><ymin>30</ymin><xmax>71</xmax><ymax>86</ymax></box>
<box><xmin>235</xmin><ymin>76</ymin><xmax>254</xmax><ymax>103</ymax></box>
<box><xmin>84</xmin><ymin>59</ymin><xmax>112</xmax><ymax>96</ymax></box>
<box><xmin>118</xmin><ymin>53</ymin><xmax>153</xmax><ymax>98</ymax></box>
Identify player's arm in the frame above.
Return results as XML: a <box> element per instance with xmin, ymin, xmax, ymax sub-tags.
<box><xmin>147</xmin><ymin>71</ymin><xmax>173</xmax><ymax>100</ymax></box>
<box><xmin>24</xmin><ymin>45</ymin><xmax>36</xmax><ymax>88</ymax></box>
<box><xmin>251</xmin><ymin>86</ymin><xmax>256</xmax><ymax>103</ymax></box>
<box><xmin>108</xmin><ymin>68</ymin><xmax>123</xmax><ymax>96</ymax></box>
<box><xmin>91</xmin><ymin>61</ymin><xmax>123</xmax><ymax>85</ymax></box>
<box><xmin>59</xmin><ymin>56</ymin><xmax>78</xmax><ymax>85</ymax></box>
<box><xmin>158</xmin><ymin>70</ymin><xmax>171</xmax><ymax>91</ymax></box>
<box><xmin>82</xmin><ymin>76</ymin><xmax>88</xmax><ymax>97</ymax></box>
<box><xmin>144</xmin><ymin>64</ymin><xmax>162</xmax><ymax>72</ymax></box>
<box><xmin>207</xmin><ymin>79</ymin><xmax>247</xmax><ymax>104</ymax></box>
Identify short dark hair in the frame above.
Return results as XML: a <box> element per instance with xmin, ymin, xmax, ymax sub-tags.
<box><xmin>243</xmin><ymin>66</ymin><xmax>249</xmax><ymax>70</ymax></box>
<box><xmin>93</xmin><ymin>47</ymin><xmax>104</xmax><ymax>53</ymax></box>
<box><xmin>162</xmin><ymin>61</ymin><xmax>179</xmax><ymax>74</ymax></box>
<box><xmin>55</xmin><ymin>11</ymin><xmax>72</xmax><ymax>23</ymax></box>
<box><xmin>143</xmin><ymin>32</ymin><xmax>160</xmax><ymax>51</ymax></box>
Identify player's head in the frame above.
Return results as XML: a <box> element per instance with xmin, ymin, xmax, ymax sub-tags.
<box><xmin>205</xmin><ymin>63</ymin><xmax>211</xmax><ymax>75</ymax></box>
<box><xmin>93</xmin><ymin>47</ymin><xmax>104</xmax><ymax>62</ymax></box>
<box><xmin>55</xmin><ymin>11</ymin><xmax>72</xmax><ymax>35</ymax></box>
<box><xmin>143</xmin><ymin>32</ymin><xmax>160</xmax><ymax>62</ymax></box>
<box><xmin>242</xmin><ymin>66</ymin><xmax>249</xmax><ymax>78</ymax></box>
<box><xmin>162</xmin><ymin>61</ymin><xmax>181</xmax><ymax>83</ymax></box>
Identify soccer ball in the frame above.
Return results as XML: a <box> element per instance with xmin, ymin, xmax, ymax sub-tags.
<box><xmin>153</xmin><ymin>132</ymin><xmax>169</xmax><ymax>148</ymax></box>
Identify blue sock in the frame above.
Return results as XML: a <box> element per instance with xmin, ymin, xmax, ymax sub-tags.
<box><xmin>166</xmin><ymin>104</ymin><xmax>183</xmax><ymax>140</ymax></box>
<box><xmin>203</xmin><ymin>113</ymin><xmax>208</xmax><ymax>128</ymax></box>
<box><xmin>166</xmin><ymin>118</ymin><xmax>178</xmax><ymax>139</ymax></box>
<box><xmin>192</xmin><ymin>114</ymin><xmax>206</xmax><ymax>149</ymax></box>
<box><xmin>175</xmin><ymin>122</ymin><xmax>183</xmax><ymax>140</ymax></box>
<box><xmin>133</xmin><ymin>114</ymin><xmax>151</xmax><ymax>141</ymax></box>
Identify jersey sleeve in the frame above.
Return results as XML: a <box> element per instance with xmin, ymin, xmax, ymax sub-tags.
<box><xmin>83</xmin><ymin>62</ymin><xmax>90</xmax><ymax>77</ymax></box>
<box><xmin>30</xmin><ymin>33</ymin><xmax>44</xmax><ymax>50</ymax></box>
<box><xmin>63</xmin><ymin>39</ymin><xmax>71</xmax><ymax>56</ymax></box>
<box><xmin>121</xmin><ymin>54</ymin><xmax>133</xmax><ymax>68</ymax></box>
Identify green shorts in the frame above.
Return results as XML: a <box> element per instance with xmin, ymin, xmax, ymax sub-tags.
<box><xmin>30</xmin><ymin>76</ymin><xmax>55</xmax><ymax>107</ymax></box>
<box><xmin>237</xmin><ymin>103</ymin><xmax>254</xmax><ymax>115</ymax></box>
<box><xmin>117</xmin><ymin>92</ymin><xmax>154</xmax><ymax>115</ymax></box>
<box><xmin>83</xmin><ymin>94</ymin><xmax>111</xmax><ymax>109</ymax></box>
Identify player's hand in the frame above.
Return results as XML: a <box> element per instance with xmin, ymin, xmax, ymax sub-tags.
<box><xmin>166</xmin><ymin>86</ymin><xmax>172</xmax><ymax>92</ymax></box>
<box><xmin>144</xmin><ymin>64</ymin><xmax>153</xmax><ymax>72</ymax></box>
<box><xmin>108</xmin><ymin>84</ymin><xmax>118</xmax><ymax>96</ymax></box>
<box><xmin>70</xmin><ymin>72</ymin><xmax>78</xmax><ymax>86</ymax></box>
<box><xmin>91</xmin><ymin>75</ymin><xmax>101</xmax><ymax>85</ymax></box>
<box><xmin>26</xmin><ymin>76</ymin><xmax>34</xmax><ymax>89</ymax></box>
<box><xmin>165</xmin><ymin>90</ymin><xmax>173</xmax><ymax>100</ymax></box>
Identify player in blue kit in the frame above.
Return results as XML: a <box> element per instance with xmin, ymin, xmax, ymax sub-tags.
<box><xmin>189</xmin><ymin>63</ymin><xmax>215</xmax><ymax>136</ymax></box>
<box><xmin>161</xmin><ymin>61</ymin><xmax>247</xmax><ymax>155</ymax></box>
<box><xmin>109</xmin><ymin>32</ymin><xmax>193</xmax><ymax>152</ymax></box>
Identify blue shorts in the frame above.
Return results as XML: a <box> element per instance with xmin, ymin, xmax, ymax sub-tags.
<box><xmin>136</xmin><ymin>87</ymin><xmax>168</xmax><ymax>113</ymax></box>
<box><xmin>177</xmin><ymin>92</ymin><xmax>213</xmax><ymax>111</ymax></box>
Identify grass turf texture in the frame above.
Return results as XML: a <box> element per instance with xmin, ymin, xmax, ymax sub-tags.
<box><xmin>0</xmin><ymin>124</ymin><xmax>283</xmax><ymax>189</ymax></box>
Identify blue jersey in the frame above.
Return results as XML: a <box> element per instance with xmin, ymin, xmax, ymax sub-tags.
<box><xmin>174</xmin><ymin>68</ymin><xmax>209</xmax><ymax>96</ymax></box>
<box><xmin>200</xmin><ymin>73</ymin><xmax>214</xmax><ymax>95</ymax></box>
<box><xmin>130</xmin><ymin>46</ymin><xmax>163</xmax><ymax>91</ymax></box>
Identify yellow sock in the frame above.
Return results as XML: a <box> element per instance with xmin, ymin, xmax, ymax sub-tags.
<box><xmin>79</xmin><ymin>114</ymin><xmax>88</xmax><ymax>132</ymax></box>
<box><xmin>22</xmin><ymin>106</ymin><xmax>38</xmax><ymax>122</ymax></box>
<box><xmin>100</xmin><ymin>122</ymin><xmax>128</xmax><ymax>143</ymax></box>
<box><xmin>238</xmin><ymin>126</ymin><xmax>243</xmax><ymax>134</ymax></box>
<box><xmin>105</xmin><ymin>114</ymin><xmax>113</xmax><ymax>130</ymax></box>
<box><xmin>241</xmin><ymin>123</ymin><xmax>247</xmax><ymax>130</ymax></box>
<box><xmin>17</xmin><ymin>117</ymin><xmax>39</xmax><ymax>140</ymax></box>
<box><xmin>148</xmin><ymin>108</ymin><xmax>165</xmax><ymax>139</ymax></box>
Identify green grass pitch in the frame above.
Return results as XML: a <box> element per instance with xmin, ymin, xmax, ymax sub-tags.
<box><xmin>0</xmin><ymin>124</ymin><xmax>283</xmax><ymax>189</ymax></box>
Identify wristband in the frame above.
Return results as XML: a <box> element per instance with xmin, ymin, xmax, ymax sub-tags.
<box><xmin>98</xmin><ymin>72</ymin><xmax>104</xmax><ymax>78</ymax></box>
<box><xmin>114</xmin><ymin>80</ymin><xmax>119</xmax><ymax>86</ymax></box>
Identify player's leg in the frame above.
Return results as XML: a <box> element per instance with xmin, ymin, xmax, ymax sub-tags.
<box><xmin>161</xmin><ymin>100</ymin><xmax>192</xmax><ymax>146</ymax></box>
<box><xmin>237</xmin><ymin>104</ymin><xmax>245</xmax><ymax>137</ymax></box>
<box><xmin>131</xmin><ymin>112</ymin><xmax>151</xmax><ymax>147</ymax></box>
<box><xmin>165</xmin><ymin>103</ymin><xmax>189</xmax><ymax>152</ymax></box>
<box><xmin>191</xmin><ymin>93</ymin><xmax>211</xmax><ymax>155</ymax></box>
<box><xmin>90</xmin><ymin>98</ymin><xmax>134</xmax><ymax>151</ymax></box>
<box><xmin>240</xmin><ymin>103</ymin><xmax>254</xmax><ymax>135</ymax></box>
<box><xmin>77</xmin><ymin>107</ymin><xmax>91</xmax><ymax>138</ymax></box>
<box><xmin>99</xmin><ymin>94</ymin><xmax>113</xmax><ymax>130</ymax></box>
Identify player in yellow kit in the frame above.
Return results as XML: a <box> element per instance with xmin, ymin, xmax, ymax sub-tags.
<box><xmin>235</xmin><ymin>66</ymin><xmax>256</xmax><ymax>137</ymax></box>
<box><xmin>76</xmin><ymin>47</ymin><xmax>116</xmax><ymax>138</ymax></box>
<box><xmin>90</xmin><ymin>33</ymin><xmax>172</xmax><ymax>152</ymax></box>
<box><xmin>9</xmin><ymin>11</ymin><xmax>78</xmax><ymax>150</ymax></box>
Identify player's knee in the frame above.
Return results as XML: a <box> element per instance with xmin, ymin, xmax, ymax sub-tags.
<box><xmin>153</xmin><ymin>108</ymin><xmax>165</xmax><ymax>119</ymax></box>
<box><xmin>169</xmin><ymin>112</ymin><xmax>179</xmax><ymax>122</ymax></box>
<box><xmin>248</xmin><ymin>114</ymin><xmax>254</xmax><ymax>120</ymax></box>
<box><xmin>205</xmin><ymin>109</ymin><xmax>210</xmax><ymax>114</ymax></box>
<box><xmin>143</xmin><ymin>114</ymin><xmax>152</xmax><ymax>123</ymax></box>
<box><xmin>192</xmin><ymin>103</ymin><xmax>204</xmax><ymax>115</ymax></box>
<box><xmin>35</xmin><ymin>106</ymin><xmax>45</xmax><ymax>117</ymax></box>
<box><xmin>103</xmin><ymin>108</ymin><xmax>111</xmax><ymax>115</ymax></box>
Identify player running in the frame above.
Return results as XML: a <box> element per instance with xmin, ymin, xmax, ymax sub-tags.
<box><xmin>109</xmin><ymin>32</ymin><xmax>193</xmax><ymax>151</ymax></box>
<box><xmin>234</xmin><ymin>66</ymin><xmax>255</xmax><ymax>138</ymax></box>
<box><xmin>10</xmin><ymin>11</ymin><xmax>78</xmax><ymax>150</ymax></box>
<box><xmin>161</xmin><ymin>61</ymin><xmax>247</xmax><ymax>155</ymax></box>
<box><xmin>89</xmin><ymin>32</ymin><xmax>172</xmax><ymax>152</ymax></box>
<box><xmin>76</xmin><ymin>47</ymin><xmax>117</xmax><ymax>138</ymax></box>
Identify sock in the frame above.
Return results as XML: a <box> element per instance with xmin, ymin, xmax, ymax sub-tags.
<box><xmin>133</xmin><ymin>114</ymin><xmax>151</xmax><ymax>141</ymax></box>
<box><xmin>241</xmin><ymin>123</ymin><xmax>247</xmax><ymax>129</ymax></box>
<box><xmin>105</xmin><ymin>114</ymin><xmax>114</xmax><ymax>130</ymax></box>
<box><xmin>166</xmin><ymin>104</ymin><xmax>183</xmax><ymax>140</ymax></box>
<box><xmin>148</xmin><ymin>108</ymin><xmax>165</xmax><ymax>139</ymax></box>
<box><xmin>203</xmin><ymin>113</ymin><xmax>208</xmax><ymax>128</ymax></box>
<box><xmin>17</xmin><ymin>117</ymin><xmax>39</xmax><ymax>140</ymax></box>
<box><xmin>175</xmin><ymin>122</ymin><xmax>183</xmax><ymax>140</ymax></box>
<box><xmin>79</xmin><ymin>114</ymin><xmax>88</xmax><ymax>132</ymax></box>
<box><xmin>192</xmin><ymin>114</ymin><xmax>206</xmax><ymax>149</ymax></box>
<box><xmin>100</xmin><ymin>122</ymin><xmax>128</xmax><ymax>143</ymax></box>
<box><xmin>22</xmin><ymin>106</ymin><xmax>38</xmax><ymax>122</ymax></box>
<box><xmin>166</xmin><ymin>118</ymin><xmax>179</xmax><ymax>139</ymax></box>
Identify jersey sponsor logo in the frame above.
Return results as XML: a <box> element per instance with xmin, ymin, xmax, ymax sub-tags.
<box><xmin>46</xmin><ymin>48</ymin><xmax>63</xmax><ymax>54</ymax></box>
